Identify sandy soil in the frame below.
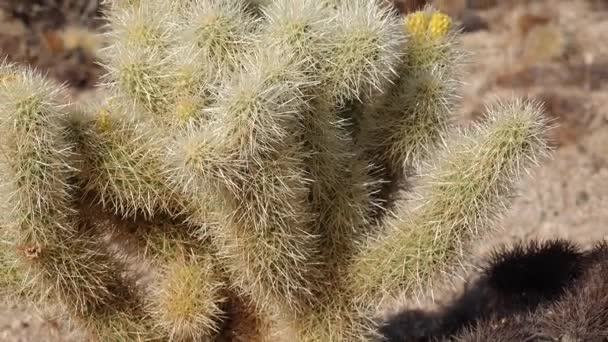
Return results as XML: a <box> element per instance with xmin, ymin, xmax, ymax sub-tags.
<box><xmin>461</xmin><ymin>0</ymin><xmax>608</xmax><ymax>251</ymax></box>
<box><xmin>0</xmin><ymin>0</ymin><xmax>607</xmax><ymax>340</ymax></box>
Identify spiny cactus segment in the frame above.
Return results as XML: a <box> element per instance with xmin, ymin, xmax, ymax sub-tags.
<box><xmin>0</xmin><ymin>2</ymin><xmax>551</xmax><ymax>341</ymax></box>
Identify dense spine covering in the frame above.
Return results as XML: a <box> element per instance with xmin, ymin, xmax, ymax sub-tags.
<box><xmin>102</xmin><ymin>0</ymin><xmax>176</xmax><ymax>116</ymax></box>
<box><xmin>302</xmin><ymin>99</ymin><xmax>377</xmax><ymax>272</ymax></box>
<box><xmin>360</xmin><ymin>8</ymin><xmax>464</xmax><ymax>217</ymax></box>
<box><xmin>349</xmin><ymin>99</ymin><xmax>550</xmax><ymax>308</ymax></box>
<box><xmin>0</xmin><ymin>64</ymin><xmax>150</xmax><ymax>341</ymax></box>
<box><xmin>143</xmin><ymin>228</ymin><xmax>226</xmax><ymax>341</ymax></box>
<box><xmin>0</xmin><ymin>2</ymin><xmax>555</xmax><ymax>341</ymax></box>
<box><xmin>304</xmin><ymin>0</ymin><xmax>402</xmax><ymax>271</ymax></box>
<box><xmin>178</xmin><ymin>0</ymin><xmax>255</xmax><ymax>73</ymax></box>
<box><xmin>74</xmin><ymin>99</ymin><xmax>181</xmax><ymax>219</ymax></box>
<box><xmin>318</xmin><ymin>0</ymin><xmax>403</xmax><ymax>105</ymax></box>
<box><xmin>195</xmin><ymin>46</ymin><xmax>321</xmax><ymax>314</ymax></box>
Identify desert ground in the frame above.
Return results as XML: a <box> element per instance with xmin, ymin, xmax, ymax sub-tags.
<box><xmin>0</xmin><ymin>0</ymin><xmax>607</xmax><ymax>340</ymax></box>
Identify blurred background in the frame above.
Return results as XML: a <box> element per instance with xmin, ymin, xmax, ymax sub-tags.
<box><xmin>0</xmin><ymin>0</ymin><xmax>607</xmax><ymax>339</ymax></box>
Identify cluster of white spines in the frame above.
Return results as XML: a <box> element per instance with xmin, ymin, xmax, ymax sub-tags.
<box><xmin>0</xmin><ymin>1</ymin><xmax>552</xmax><ymax>341</ymax></box>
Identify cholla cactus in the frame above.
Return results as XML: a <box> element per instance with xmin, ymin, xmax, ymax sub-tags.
<box><xmin>0</xmin><ymin>1</ymin><xmax>551</xmax><ymax>341</ymax></box>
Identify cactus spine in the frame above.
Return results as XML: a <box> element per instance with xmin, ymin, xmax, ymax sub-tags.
<box><xmin>349</xmin><ymin>100</ymin><xmax>550</xmax><ymax>308</ymax></box>
<box><xmin>0</xmin><ymin>64</ymin><xmax>152</xmax><ymax>341</ymax></box>
<box><xmin>143</xmin><ymin>227</ymin><xmax>226</xmax><ymax>341</ymax></box>
<box><xmin>0</xmin><ymin>1</ymin><xmax>552</xmax><ymax>341</ymax></box>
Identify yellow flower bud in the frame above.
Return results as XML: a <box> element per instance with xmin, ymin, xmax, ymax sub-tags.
<box><xmin>404</xmin><ymin>12</ymin><xmax>429</xmax><ymax>39</ymax></box>
<box><xmin>428</xmin><ymin>12</ymin><xmax>452</xmax><ymax>40</ymax></box>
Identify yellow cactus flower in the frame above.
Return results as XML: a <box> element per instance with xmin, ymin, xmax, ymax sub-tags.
<box><xmin>405</xmin><ymin>10</ymin><xmax>452</xmax><ymax>41</ymax></box>
<box><xmin>428</xmin><ymin>12</ymin><xmax>452</xmax><ymax>40</ymax></box>
<box><xmin>404</xmin><ymin>12</ymin><xmax>429</xmax><ymax>39</ymax></box>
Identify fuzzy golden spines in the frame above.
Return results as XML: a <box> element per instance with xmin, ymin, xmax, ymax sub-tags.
<box><xmin>260</xmin><ymin>0</ymin><xmax>329</xmax><ymax>60</ymax></box>
<box><xmin>101</xmin><ymin>0</ymin><xmax>177</xmax><ymax>118</ymax></box>
<box><xmin>171</xmin><ymin>46</ymin><xmax>321</xmax><ymax>314</ymax></box>
<box><xmin>79</xmin><ymin>289</ymin><xmax>156</xmax><ymax>342</ymax></box>
<box><xmin>102</xmin><ymin>44</ymin><xmax>171</xmax><ymax>118</ymax></box>
<box><xmin>273</xmin><ymin>299</ymin><xmax>374</xmax><ymax>342</ymax></box>
<box><xmin>0</xmin><ymin>228</ymin><xmax>136</xmax><ymax>327</ymax></box>
<box><xmin>154</xmin><ymin>258</ymin><xmax>225</xmax><ymax>341</ymax></box>
<box><xmin>350</xmin><ymin>99</ymin><xmax>550</xmax><ymax>308</ymax></box>
<box><xmin>178</xmin><ymin>0</ymin><xmax>256</xmax><ymax>73</ymax></box>
<box><xmin>362</xmin><ymin>65</ymin><xmax>460</xmax><ymax>178</ymax></box>
<box><xmin>0</xmin><ymin>65</ymin><xmax>74</xmax><ymax>243</ymax></box>
<box><xmin>103</xmin><ymin>0</ymin><xmax>176</xmax><ymax>51</ymax></box>
<box><xmin>73</xmin><ymin>99</ymin><xmax>182</xmax><ymax>220</ymax></box>
<box><xmin>210</xmin><ymin>47</ymin><xmax>310</xmax><ymax>158</ymax></box>
<box><xmin>104</xmin><ymin>0</ymin><xmax>253</xmax><ymax>124</ymax></box>
<box><xmin>260</xmin><ymin>0</ymin><xmax>404</xmax><ymax>104</ymax></box>
<box><xmin>358</xmin><ymin>7</ymin><xmax>463</xmax><ymax>214</ymax></box>
<box><xmin>24</xmin><ymin>233</ymin><xmax>130</xmax><ymax>316</ymax></box>
<box><xmin>143</xmin><ymin>228</ymin><xmax>227</xmax><ymax>342</ymax></box>
<box><xmin>167</xmin><ymin>45</ymin><xmax>311</xmax><ymax>202</ymax></box>
<box><xmin>0</xmin><ymin>64</ymin><xmax>131</xmax><ymax>318</ymax></box>
<box><xmin>318</xmin><ymin>0</ymin><xmax>403</xmax><ymax>104</ymax></box>
<box><xmin>301</xmin><ymin>98</ymin><xmax>377</xmax><ymax>273</ymax></box>
<box><xmin>0</xmin><ymin>2</ymin><xmax>557</xmax><ymax>341</ymax></box>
